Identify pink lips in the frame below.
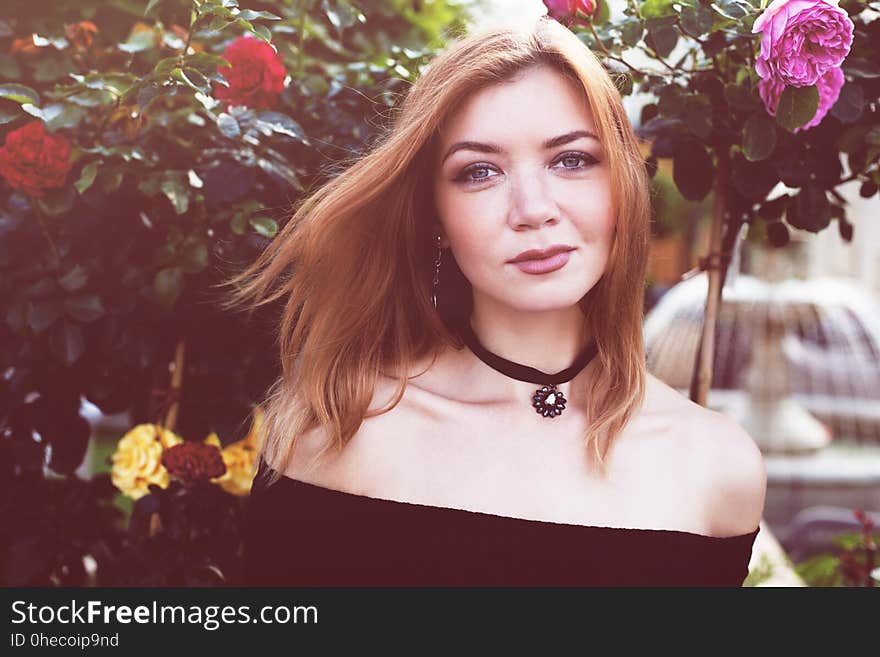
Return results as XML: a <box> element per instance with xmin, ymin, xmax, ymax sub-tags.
<box><xmin>512</xmin><ymin>250</ymin><xmax>572</xmax><ymax>274</ymax></box>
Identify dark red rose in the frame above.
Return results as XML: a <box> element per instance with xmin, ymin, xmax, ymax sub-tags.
<box><xmin>213</xmin><ymin>36</ymin><xmax>287</xmax><ymax>110</ymax></box>
<box><xmin>0</xmin><ymin>121</ymin><xmax>73</xmax><ymax>198</ymax></box>
<box><xmin>161</xmin><ymin>441</ymin><xmax>226</xmax><ymax>483</ymax></box>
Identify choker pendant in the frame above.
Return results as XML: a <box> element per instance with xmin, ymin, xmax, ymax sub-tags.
<box><xmin>532</xmin><ymin>384</ymin><xmax>566</xmax><ymax>418</ymax></box>
<box><xmin>458</xmin><ymin>321</ymin><xmax>599</xmax><ymax>420</ymax></box>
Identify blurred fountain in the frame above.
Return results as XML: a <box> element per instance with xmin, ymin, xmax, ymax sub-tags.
<box><xmin>644</xmin><ymin>267</ymin><xmax>880</xmax><ymax>452</ymax></box>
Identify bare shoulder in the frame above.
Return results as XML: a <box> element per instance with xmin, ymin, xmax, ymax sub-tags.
<box><xmin>643</xmin><ymin>374</ymin><xmax>767</xmax><ymax>537</ymax></box>
<box><xmin>696</xmin><ymin>409</ymin><xmax>766</xmax><ymax>537</ymax></box>
<box><xmin>279</xmin><ymin>374</ymin><xmax>413</xmax><ymax>494</ymax></box>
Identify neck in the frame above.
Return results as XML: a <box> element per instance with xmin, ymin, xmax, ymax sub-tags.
<box><xmin>469</xmin><ymin>296</ymin><xmax>589</xmax><ymax>374</ymax></box>
<box><xmin>452</xmin><ymin>295</ymin><xmax>599</xmax><ymax>409</ymax></box>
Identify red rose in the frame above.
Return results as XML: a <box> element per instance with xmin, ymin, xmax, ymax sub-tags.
<box><xmin>161</xmin><ymin>441</ymin><xmax>227</xmax><ymax>483</ymax></box>
<box><xmin>543</xmin><ymin>0</ymin><xmax>598</xmax><ymax>26</ymax></box>
<box><xmin>0</xmin><ymin>121</ymin><xmax>73</xmax><ymax>198</ymax></box>
<box><xmin>213</xmin><ymin>36</ymin><xmax>287</xmax><ymax>110</ymax></box>
<box><xmin>65</xmin><ymin>21</ymin><xmax>99</xmax><ymax>51</ymax></box>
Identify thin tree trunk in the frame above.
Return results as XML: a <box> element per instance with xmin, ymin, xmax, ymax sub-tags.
<box><xmin>164</xmin><ymin>338</ymin><xmax>186</xmax><ymax>432</ymax></box>
<box><xmin>690</xmin><ymin>154</ymin><xmax>728</xmax><ymax>407</ymax></box>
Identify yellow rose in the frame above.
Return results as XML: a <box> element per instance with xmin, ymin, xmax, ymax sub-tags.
<box><xmin>110</xmin><ymin>424</ymin><xmax>183</xmax><ymax>500</ymax></box>
<box><xmin>212</xmin><ymin>439</ymin><xmax>258</xmax><ymax>497</ymax></box>
<box><xmin>201</xmin><ymin>408</ymin><xmax>263</xmax><ymax>496</ymax></box>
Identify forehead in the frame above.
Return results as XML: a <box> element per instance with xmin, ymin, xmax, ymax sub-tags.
<box><xmin>438</xmin><ymin>66</ymin><xmax>597</xmax><ymax>146</ymax></box>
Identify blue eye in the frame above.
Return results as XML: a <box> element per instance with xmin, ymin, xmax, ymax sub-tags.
<box><xmin>553</xmin><ymin>151</ymin><xmax>599</xmax><ymax>170</ymax></box>
<box><xmin>454</xmin><ymin>151</ymin><xmax>598</xmax><ymax>185</ymax></box>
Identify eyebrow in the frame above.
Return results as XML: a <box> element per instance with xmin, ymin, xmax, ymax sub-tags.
<box><xmin>440</xmin><ymin>129</ymin><xmax>599</xmax><ymax>165</ymax></box>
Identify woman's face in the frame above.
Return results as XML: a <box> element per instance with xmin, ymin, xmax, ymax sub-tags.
<box><xmin>433</xmin><ymin>65</ymin><xmax>614</xmax><ymax>314</ymax></box>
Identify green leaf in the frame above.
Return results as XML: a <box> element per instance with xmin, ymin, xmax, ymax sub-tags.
<box><xmin>118</xmin><ymin>29</ymin><xmax>157</xmax><ymax>53</ymax></box>
<box><xmin>21</xmin><ymin>102</ymin><xmax>63</xmax><ymax>123</ymax></box>
<box><xmin>673</xmin><ymin>137</ymin><xmax>715</xmax><ymax>201</ymax></box>
<box><xmin>787</xmin><ymin>186</ymin><xmax>831</xmax><ymax>233</ymax></box>
<box><xmin>230</xmin><ymin>212</ymin><xmax>248</xmax><ymax>235</ymax></box>
<box><xmin>657</xmin><ymin>84</ymin><xmax>685</xmax><ymax>118</ymax></box>
<box><xmin>27</xmin><ymin>300</ymin><xmax>62</xmax><ymax>333</ymax></box>
<box><xmin>136</xmin><ymin>82</ymin><xmax>164</xmax><ymax>112</ymax></box>
<box><xmin>217</xmin><ymin>112</ymin><xmax>241</xmax><ymax>138</ymax></box>
<box><xmin>45</xmin><ymin>104</ymin><xmax>87</xmax><ymax>131</ymax></box>
<box><xmin>253</xmin><ymin>25</ymin><xmax>272</xmax><ymax>43</ymax></box>
<box><xmin>254</xmin><ymin>111</ymin><xmax>309</xmax><ymax>144</ymax></box>
<box><xmin>249</xmin><ymin>216</ymin><xmax>278</xmax><ymax>238</ymax></box>
<box><xmin>180</xmin><ymin>240</ymin><xmax>209</xmax><ymax>273</ymax></box>
<box><xmin>58</xmin><ymin>265</ymin><xmax>88</xmax><ymax>291</ymax></box>
<box><xmin>647</xmin><ymin>23</ymin><xmax>678</xmax><ymax>59</ymax></box>
<box><xmin>208</xmin><ymin>16</ymin><xmax>231</xmax><ymax>32</ymax></box>
<box><xmin>186</xmin><ymin>52</ymin><xmax>231</xmax><ymax>72</ymax></box>
<box><xmin>154</xmin><ymin>56</ymin><xmax>180</xmax><ymax>76</ymax></box>
<box><xmin>75</xmin><ymin>160</ymin><xmax>102</xmax><ymax>194</ymax></box>
<box><xmin>32</xmin><ymin>54</ymin><xmax>76</xmax><ymax>82</ymax></box>
<box><xmin>238</xmin><ymin>9</ymin><xmax>281</xmax><ymax>21</ymax></box>
<box><xmin>0</xmin><ymin>83</ymin><xmax>40</xmax><ymax>105</ymax></box>
<box><xmin>742</xmin><ymin>114</ymin><xmax>777</xmax><ymax>162</ymax></box>
<box><xmin>64</xmin><ymin>294</ymin><xmax>105</xmax><ymax>322</ymax></box>
<box><xmin>775</xmin><ymin>85</ymin><xmax>819</xmax><ymax>132</ymax></box>
<box><xmin>685</xmin><ymin>95</ymin><xmax>712</xmax><ymax>139</ymax></box>
<box><xmin>66</xmin><ymin>89</ymin><xmax>115</xmax><ymax>107</ymax></box>
<box><xmin>35</xmin><ymin>186</ymin><xmax>76</xmax><ymax>216</ymax></box>
<box><xmin>620</xmin><ymin>18</ymin><xmax>644</xmax><ymax>47</ymax></box>
<box><xmin>199</xmin><ymin>4</ymin><xmax>235</xmax><ymax>19</ymax></box>
<box><xmin>724</xmin><ymin>82</ymin><xmax>761</xmax><ymax>112</ymax></box>
<box><xmin>591</xmin><ymin>0</ymin><xmax>611</xmax><ymax>26</ymax></box>
<box><xmin>49</xmin><ymin>319</ymin><xmax>85</xmax><ymax>365</ymax></box>
<box><xmin>154</xmin><ymin>267</ymin><xmax>183</xmax><ymax>311</ymax></box>
<box><xmin>160</xmin><ymin>174</ymin><xmax>190</xmax><ymax>214</ymax></box>
<box><xmin>256</xmin><ymin>158</ymin><xmax>302</xmax><ymax>190</ymax></box>
<box><xmin>680</xmin><ymin>5</ymin><xmax>714</xmax><ymax>37</ymax></box>
<box><xmin>100</xmin><ymin>168</ymin><xmax>125</xmax><ymax>194</ymax></box>
<box><xmin>182</xmin><ymin>66</ymin><xmax>212</xmax><ymax>93</ymax></box>
<box><xmin>171</xmin><ymin>67</ymin><xmax>203</xmax><ymax>93</ymax></box>
<box><xmin>144</xmin><ymin>0</ymin><xmax>162</xmax><ymax>17</ymax></box>
<box><xmin>0</xmin><ymin>53</ymin><xmax>22</xmax><ymax>79</ymax></box>
<box><xmin>830</xmin><ymin>82</ymin><xmax>864</xmax><ymax>124</ymax></box>
<box><xmin>641</xmin><ymin>0</ymin><xmax>678</xmax><ymax>19</ymax></box>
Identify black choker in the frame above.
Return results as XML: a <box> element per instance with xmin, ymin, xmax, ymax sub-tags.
<box><xmin>458</xmin><ymin>321</ymin><xmax>599</xmax><ymax>419</ymax></box>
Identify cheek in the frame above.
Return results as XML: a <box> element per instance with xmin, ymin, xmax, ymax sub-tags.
<box><xmin>436</xmin><ymin>194</ymin><xmax>496</xmax><ymax>255</ymax></box>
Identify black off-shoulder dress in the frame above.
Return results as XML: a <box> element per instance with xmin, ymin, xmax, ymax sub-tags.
<box><xmin>244</xmin><ymin>464</ymin><xmax>760</xmax><ymax>587</ymax></box>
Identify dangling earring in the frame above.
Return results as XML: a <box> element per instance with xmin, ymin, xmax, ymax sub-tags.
<box><xmin>431</xmin><ymin>235</ymin><xmax>443</xmax><ymax>310</ymax></box>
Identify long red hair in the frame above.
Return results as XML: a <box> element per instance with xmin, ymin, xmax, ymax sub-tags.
<box><xmin>217</xmin><ymin>16</ymin><xmax>651</xmax><ymax>489</ymax></box>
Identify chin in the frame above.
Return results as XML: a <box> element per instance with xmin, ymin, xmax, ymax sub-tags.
<box><xmin>502</xmin><ymin>289</ymin><xmax>591</xmax><ymax>313</ymax></box>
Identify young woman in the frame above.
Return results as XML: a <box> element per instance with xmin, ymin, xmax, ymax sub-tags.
<box><xmin>224</xmin><ymin>16</ymin><xmax>766</xmax><ymax>586</ymax></box>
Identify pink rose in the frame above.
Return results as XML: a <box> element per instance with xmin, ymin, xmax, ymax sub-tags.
<box><xmin>758</xmin><ymin>66</ymin><xmax>845</xmax><ymax>132</ymax></box>
<box><xmin>752</xmin><ymin>0</ymin><xmax>854</xmax><ymax>87</ymax></box>
<box><xmin>543</xmin><ymin>0</ymin><xmax>598</xmax><ymax>27</ymax></box>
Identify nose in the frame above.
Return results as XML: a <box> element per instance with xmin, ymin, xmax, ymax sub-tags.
<box><xmin>506</xmin><ymin>171</ymin><xmax>560</xmax><ymax>231</ymax></box>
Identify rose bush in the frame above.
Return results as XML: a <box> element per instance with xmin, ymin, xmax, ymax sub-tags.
<box><xmin>0</xmin><ymin>0</ymin><xmax>474</xmax><ymax>586</ymax></box>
